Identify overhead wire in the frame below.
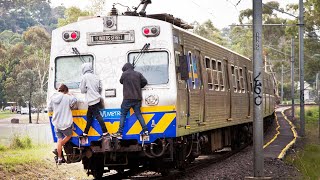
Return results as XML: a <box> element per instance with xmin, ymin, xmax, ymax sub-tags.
<box><xmin>189</xmin><ymin>0</ymin><xmax>215</xmax><ymax>20</ymax></box>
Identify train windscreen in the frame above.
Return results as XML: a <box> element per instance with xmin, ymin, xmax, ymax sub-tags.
<box><xmin>55</xmin><ymin>55</ymin><xmax>93</xmax><ymax>89</ymax></box>
<box><xmin>128</xmin><ymin>51</ymin><xmax>169</xmax><ymax>85</ymax></box>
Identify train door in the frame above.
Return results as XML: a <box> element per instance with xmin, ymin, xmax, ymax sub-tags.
<box><xmin>187</xmin><ymin>50</ymin><xmax>204</xmax><ymax>125</ymax></box>
<box><xmin>175</xmin><ymin>51</ymin><xmax>188</xmax><ymax>128</ymax></box>
<box><xmin>224</xmin><ymin>59</ymin><xmax>232</xmax><ymax>120</ymax></box>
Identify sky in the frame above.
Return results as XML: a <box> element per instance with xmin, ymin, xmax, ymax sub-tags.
<box><xmin>51</xmin><ymin>0</ymin><xmax>298</xmax><ymax>29</ymax></box>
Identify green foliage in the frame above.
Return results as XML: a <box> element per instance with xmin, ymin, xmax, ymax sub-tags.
<box><xmin>0</xmin><ymin>144</ymin><xmax>8</xmax><ymax>151</ymax></box>
<box><xmin>58</xmin><ymin>7</ymin><xmax>91</xmax><ymax>27</ymax></box>
<box><xmin>0</xmin><ymin>144</ymin><xmax>51</xmax><ymax>170</ymax></box>
<box><xmin>286</xmin><ymin>106</ymin><xmax>320</xmax><ymax>179</ymax></box>
<box><xmin>287</xmin><ymin>144</ymin><xmax>320</xmax><ymax>180</ymax></box>
<box><xmin>10</xmin><ymin>135</ymin><xmax>32</xmax><ymax>149</ymax></box>
<box><xmin>193</xmin><ymin>20</ymin><xmax>228</xmax><ymax>47</ymax></box>
<box><xmin>0</xmin><ymin>0</ymin><xmax>56</xmax><ymax>33</ymax></box>
<box><xmin>0</xmin><ymin>31</ymin><xmax>22</xmax><ymax>45</ymax></box>
<box><xmin>0</xmin><ymin>111</ymin><xmax>11</xmax><ymax>119</ymax></box>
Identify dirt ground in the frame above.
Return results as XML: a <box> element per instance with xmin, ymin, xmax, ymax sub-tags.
<box><xmin>0</xmin><ymin>155</ymin><xmax>91</xmax><ymax>180</ymax></box>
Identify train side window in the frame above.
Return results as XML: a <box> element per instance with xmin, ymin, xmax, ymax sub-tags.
<box><xmin>205</xmin><ymin>57</ymin><xmax>213</xmax><ymax>90</ymax></box>
<box><xmin>231</xmin><ymin>65</ymin><xmax>237</xmax><ymax>92</ymax></box>
<box><xmin>217</xmin><ymin>61</ymin><xmax>224</xmax><ymax>91</ymax></box>
<box><xmin>188</xmin><ymin>52</ymin><xmax>195</xmax><ymax>89</ymax></box>
<box><xmin>212</xmin><ymin>59</ymin><xmax>219</xmax><ymax>90</ymax></box>
<box><xmin>236</xmin><ymin>67</ymin><xmax>241</xmax><ymax>92</ymax></box>
<box><xmin>239</xmin><ymin>68</ymin><xmax>245</xmax><ymax>93</ymax></box>
<box><xmin>249</xmin><ymin>71</ymin><xmax>253</xmax><ymax>92</ymax></box>
<box><xmin>175</xmin><ymin>51</ymin><xmax>181</xmax><ymax>81</ymax></box>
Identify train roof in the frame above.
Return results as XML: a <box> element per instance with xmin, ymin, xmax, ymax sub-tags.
<box><xmin>173</xmin><ymin>24</ymin><xmax>251</xmax><ymax>62</ymax></box>
<box><xmin>144</xmin><ymin>13</ymin><xmax>251</xmax><ymax>62</ymax></box>
<box><xmin>146</xmin><ymin>13</ymin><xmax>194</xmax><ymax>30</ymax></box>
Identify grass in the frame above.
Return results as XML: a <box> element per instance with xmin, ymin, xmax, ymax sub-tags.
<box><xmin>0</xmin><ymin>111</ymin><xmax>12</xmax><ymax>119</ymax></box>
<box><xmin>0</xmin><ymin>135</ymin><xmax>89</xmax><ymax>179</ymax></box>
<box><xmin>0</xmin><ymin>135</ymin><xmax>51</xmax><ymax>171</ymax></box>
<box><xmin>286</xmin><ymin>106</ymin><xmax>320</xmax><ymax>180</ymax></box>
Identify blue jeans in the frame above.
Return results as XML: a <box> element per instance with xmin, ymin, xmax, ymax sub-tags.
<box><xmin>118</xmin><ymin>100</ymin><xmax>148</xmax><ymax>133</ymax></box>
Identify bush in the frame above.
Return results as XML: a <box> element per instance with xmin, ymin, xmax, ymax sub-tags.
<box><xmin>0</xmin><ymin>144</ymin><xmax>8</xmax><ymax>151</ymax></box>
<box><xmin>10</xmin><ymin>135</ymin><xmax>32</xmax><ymax>149</ymax></box>
<box><xmin>306</xmin><ymin>110</ymin><xmax>313</xmax><ymax>117</ymax></box>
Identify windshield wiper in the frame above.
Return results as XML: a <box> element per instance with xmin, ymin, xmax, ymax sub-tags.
<box><xmin>72</xmin><ymin>47</ymin><xmax>86</xmax><ymax>63</ymax></box>
<box><xmin>132</xmin><ymin>43</ymin><xmax>150</xmax><ymax>67</ymax></box>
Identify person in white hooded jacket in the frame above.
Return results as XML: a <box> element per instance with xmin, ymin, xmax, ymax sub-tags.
<box><xmin>80</xmin><ymin>63</ymin><xmax>108</xmax><ymax>136</ymax></box>
<box><xmin>48</xmin><ymin>84</ymin><xmax>76</xmax><ymax>164</ymax></box>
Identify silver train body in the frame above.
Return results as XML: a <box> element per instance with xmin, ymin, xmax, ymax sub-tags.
<box><xmin>47</xmin><ymin>13</ymin><xmax>276</xmax><ymax>178</ymax></box>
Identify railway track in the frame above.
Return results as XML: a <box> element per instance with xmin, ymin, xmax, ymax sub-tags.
<box><xmin>101</xmin><ymin>141</ymin><xmax>252</xmax><ymax>180</ymax></box>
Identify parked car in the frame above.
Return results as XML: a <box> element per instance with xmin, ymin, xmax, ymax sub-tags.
<box><xmin>4</xmin><ymin>106</ymin><xmax>11</xmax><ymax>111</ymax></box>
<box><xmin>21</xmin><ymin>107</ymin><xmax>29</xmax><ymax>114</ymax></box>
<box><xmin>16</xmin><ymin>106</ymin><xmax>21</xmax><ymax>114</ymax></box>
<box><xmin>31</xmin><ymin>107</ymin><xmax>37</xmax><ymax>113</ymax></box>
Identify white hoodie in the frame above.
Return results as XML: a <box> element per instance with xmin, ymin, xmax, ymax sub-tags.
<box><xmin>79</xmin><ymin>63</ymin><xmax>102</xmax><ymax>106</ymax></box>
<box><xmin>48</xmin><ymin>92</ymin><xmax>76</xmax><ymax>130</ymax></box>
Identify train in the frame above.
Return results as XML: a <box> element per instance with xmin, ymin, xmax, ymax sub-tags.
<box><xmin>47</xmin><ymin>1</ymin><xmax>276</xmax><ymax>178</ymax></box>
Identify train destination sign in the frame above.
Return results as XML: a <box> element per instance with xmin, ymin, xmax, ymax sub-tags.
<box><xmin>87</xmin><ymin>30</ymin><xmax>135</xmax><ymax>45</ymax></box>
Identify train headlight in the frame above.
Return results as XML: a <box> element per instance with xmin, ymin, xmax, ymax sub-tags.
<box><xmin>145</xmin><ymin>94</ymin><xmax>159</xmax><ymax>106</ymax></box>
<box><xmin>62</xmin><ymin>31</ymin><xmax>80</xmax><ymax>42</ymax></box>
<box><xmin>142</xmin><ymin>26</ymin><xmax>160</xmax><ymax>37</ymax></box>
<box><xmin>103</xmin><ymin>16</ymin><xmax>117</xmax><ymax>31</ymax></box>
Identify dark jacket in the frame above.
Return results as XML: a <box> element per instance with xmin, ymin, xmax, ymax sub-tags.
<box><xmin>120</xmin><ymin>63</ymin><xmax>148</xmax><ymax>100</ymax></box>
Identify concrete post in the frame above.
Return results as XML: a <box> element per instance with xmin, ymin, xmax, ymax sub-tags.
<box><xmin>253</xmin><ymin>0</ymin><xmax>264</xmax><ymax>177</ymax></box>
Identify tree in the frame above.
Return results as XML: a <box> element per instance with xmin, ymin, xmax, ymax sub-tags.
<box><xmin>0</xmin><ymin>0</ymin><xmax>53</xmax><ymax>33</ymax></box>
<box><xmin>193</xmin><ymin>20</ymin><xmax>228</xmax><ymax>46</ymax></box>
<box><xmin>88</xmin><ymin>0</ymin><xmax>106</xmax><ymax>16</ymax></box>
<box><xmin>0</xmin><ymin>40</ymin><xmax>24</xmax><ymax>106</ymax></box>
<box><xmin>21</xmin><ymin>26</ymin><xmax>51</xmax><ymax>122</ymax></box>
<box><xmin>17</xmin><ymin>69</ymin><xmax>38</xmax><ymax>123</ymax></box>
<box><xmin>58</xmin><ymin>7</ymin><xmax>91</xmax><ymax>27</ymax></box>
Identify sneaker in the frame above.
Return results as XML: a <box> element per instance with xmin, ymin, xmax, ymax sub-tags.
<box><xmin>112</xmin><ymin>132</ymin><xmax>122</xmax><ymax>139</ymax></box>
<box><xmin>52</xmin><ymin>149</ymin><xmax>58</xmax><ymax>156</ymax></box>
<box><xmin>57</xmin><ymin>158</ymin><xmax>63</xmax><ymax>165</ymax></box>
<box><xmin>143</xmin><ymin>131</ymin><xmax>149</xmax><ymax>136</ymax></box>
<box><xmin>81</xmin><ymin>133</ymin><xmax>88</xmax><ymax>137</ymax></box>
<box><xmin>102</xmin><ymin>132</ymin><xmax>110</xmax><ymax>137</ymax></box>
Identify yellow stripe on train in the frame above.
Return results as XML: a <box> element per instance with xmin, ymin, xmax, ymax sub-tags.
<box><xmin>48</xmin><ymin>109</ymin><xmax>88</xmax><ymax>117</ymax></box>
<box><xmin>49</xmin><ymin>105</ymin><xmax>176</xmax><ymax>136</ymax></box>
<box><xmin>150</xmin><ymin>113</ymin><xmax>175</xmax><ymax>134</ymax></box>
<box><xmin>126</xmin><ymin>114</ymin><xmax>154</xmax><ymax>135</ymax></box>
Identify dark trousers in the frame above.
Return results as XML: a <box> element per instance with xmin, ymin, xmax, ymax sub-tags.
<box><xmin>84</xmin><ymin>103</ymin><xmax>107</xmax><ymax>134</ymax></box>
<box><xmin>118</xmin><ymin>99</ymin><xmax>147</xmax><ymax>133</ymax></box>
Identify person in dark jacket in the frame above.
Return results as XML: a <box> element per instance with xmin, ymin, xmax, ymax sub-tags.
<box><xmin>114</xmin><ymin>63</ymin><xmax>148</xmax><ymax>138</ymax></box>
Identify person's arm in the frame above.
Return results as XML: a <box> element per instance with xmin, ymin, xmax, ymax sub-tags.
<box><xmin>48</xmin><ymin>98</ymin><xmax>53</xmax><ymax>113</ymax></box>
<box><xmin>79</xmin><ymin>76</ymin><xmax>87</xmax><ymax>93</ymax></box>
<box><xmin>69</xmin><ymin>95</ymin><xmax>77</xmax><ymax>108</ymax></box>
<box><xmin>120</xmin><ymin>74</ymin><xmax>124</xmax><ymax>84</ymax></box>
<box><xmin>98</xmin><ymin>79</ymin><xmax>102</xmax><ymax>94</ymax></box>
<box><xmin>140</xmin><ymin>74</ymin><xmax>148</xmax><ymax>88</ymax></box>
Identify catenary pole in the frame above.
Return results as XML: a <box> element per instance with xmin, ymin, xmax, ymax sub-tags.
<box><xmin>253</xmin><ymin>0</ymin><xmax>264</xmax><ymax>177</ymax></box>
<box><xmin>281</xmin><ymin>61</ymin><xmax>284</xmax><ymax>104</ymax></box>
<box><xmin>291</xmin><ymin>38</ymin><xmax>295</xmax><ymax>119</ymax></box>
<box><xmin>317</xmin><ymin>72</ymin><xmax>320</xmax><ymax>138</ymax></box>
<box><xmin>299</xmin><ymin>0</ymin><xmax>305</xmax><ymax>137</ymax></box>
